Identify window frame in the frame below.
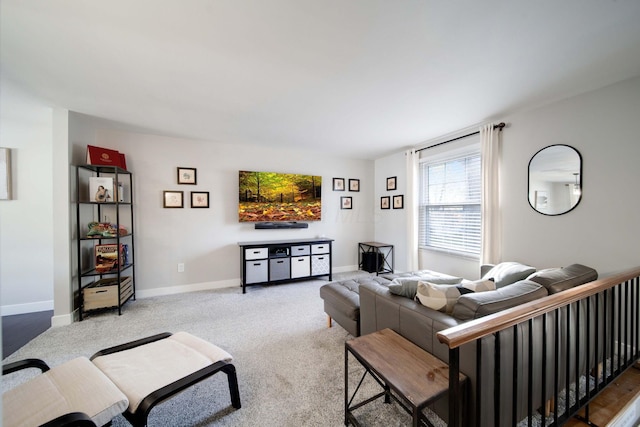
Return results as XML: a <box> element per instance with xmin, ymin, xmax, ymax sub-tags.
<box><xmin>418</xmin><ymin>143</ymin><xmax>481</xmax><ymax>259</ymax></box>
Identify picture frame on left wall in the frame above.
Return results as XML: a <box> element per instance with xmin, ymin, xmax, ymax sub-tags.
<box><xmin>163</xmin><ymin>191</ymin><xmax>184</xmax><ymax>208</ymax></box>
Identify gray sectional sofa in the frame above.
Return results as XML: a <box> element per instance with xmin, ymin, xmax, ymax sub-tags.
<box><xmin>320</xmin><ymin>262</ymin><xmax>599</xmax><ymax>426</ymax></box>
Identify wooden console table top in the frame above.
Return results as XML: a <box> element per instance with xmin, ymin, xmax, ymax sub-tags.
<box><xmin>346</xmin><ymin>328</ymin><xmax>465</xmax><ymax>408</ymax></box>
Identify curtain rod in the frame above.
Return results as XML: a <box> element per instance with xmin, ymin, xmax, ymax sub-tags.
<box><xmin>416</xmin><ymin>122</ymin><xmax>506</xmax><ymax>153</ymax></box>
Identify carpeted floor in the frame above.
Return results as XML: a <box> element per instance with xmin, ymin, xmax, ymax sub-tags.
<box><xmin>1</xmin><ymin>272</ymin><xmax>444</xmax><ymax>426</ymax></box>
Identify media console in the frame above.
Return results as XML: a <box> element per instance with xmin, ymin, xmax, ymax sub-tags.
<box><xmin>238</xmin><ymin>238</ymin><xmax>333</xmax><ymax>293</ymax></box>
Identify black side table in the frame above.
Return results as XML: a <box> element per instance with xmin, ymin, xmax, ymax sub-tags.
<box><xmin>358</xmin><ymin>242</ymin><xmax>393</xmax><ymax>275</ymax></box>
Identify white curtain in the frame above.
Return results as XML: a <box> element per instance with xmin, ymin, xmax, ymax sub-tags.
<box><xmin>480</xmin><ymin>124</ymin><xmax>502</xmax><ymax>265</ymax></box>
<box><xmin>405</xmin><ymin>148</ymin><xmax>419</xmax><ymax>271</ymax></box>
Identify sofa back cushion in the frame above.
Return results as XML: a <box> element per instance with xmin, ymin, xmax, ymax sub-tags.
<box><xmin>481</xmin><ymin>262</ymin><xmax>536</xmax><ymax>288</ymax></box>
<box><xmin>526</xmin><ymin>264</ymin><xmax>598</xmax><ymax>294</ymax></box>
<box><xmin>452</xmin><ymin>280</ymin><xmax>547</xmax><ymax>320</ymax></box>
<box><xmin>415</xmin><ymin>279</ymin><xmax>495</xmax><ymax>314</ymax></box>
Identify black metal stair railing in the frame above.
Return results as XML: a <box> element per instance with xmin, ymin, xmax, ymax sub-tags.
<box><xmin>437</xmin><ymin>268</ymin><xmax>640</xmax><ymax>427</ymax></box>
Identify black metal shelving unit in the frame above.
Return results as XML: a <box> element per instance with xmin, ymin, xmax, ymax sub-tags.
<box><xmin>75</xmin><ymin>164</ymin><xmax>136</xmax><ymax>319</ymax></box>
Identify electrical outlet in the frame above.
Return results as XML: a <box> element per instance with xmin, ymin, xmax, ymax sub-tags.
<box><xmin>177</xmin><ymin>263</ymin><xmax>185</xmax><ymax>273</ymax></box>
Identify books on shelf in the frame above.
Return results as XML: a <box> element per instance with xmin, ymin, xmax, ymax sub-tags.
<box><xmin>95</xmin><ymin>244</ymin><xmax>125</xmax><ymax>273</ymax></box>
<box><xmin>89</xmin><ymin>177</ymin><xmax>114</xmax><ymax>202</ymax></box>
<box><xmin>86</xmin><ymin>145</ymin><xmax>127</xmax><ymax>170</ymax></box>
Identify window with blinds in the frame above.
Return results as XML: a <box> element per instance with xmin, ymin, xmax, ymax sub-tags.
<box><xmin>418</xmin><ymin>151</ymin><xmax>481</xmax><ymax>257</ymax></box>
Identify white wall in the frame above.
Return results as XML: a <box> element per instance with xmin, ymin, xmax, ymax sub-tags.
<box><xmin>375</xmin><ymin>75</ymin><xmax>640</xmax><ymax>278</ymax></box>
<box><xmin>500</xmin><ymin>75</ymin><xmax>640</xmax><ymax>276</ymax></box>
<box><xmin>66</xmin><ymin>121</ymin><xmax>375</xmax><ymax>296</ymax></box>
<box><xmin>374</xmin><ymin>151</ymin><xmax>409</xmax><ymax>272</ymax></box>
<box><xmin>4</xmin><ymin>74</ymin><xmax>640</xmax><ymax>319</ymax></box>
<box><xmin>0</xmin><ymin>79</ymin><xmax>55</xmax><ymax>315</ymax></box>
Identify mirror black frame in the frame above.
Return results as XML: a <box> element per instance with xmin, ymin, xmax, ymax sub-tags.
<box><xmin>528</xmin><ymin>144</ymin><xmax>582</xmax><ymax>216</ymax></box>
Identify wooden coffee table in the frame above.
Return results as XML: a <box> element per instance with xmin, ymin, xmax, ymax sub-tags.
<box><xmin>345</xmin><ymin>328</ymin><xmax>466</xmax><ymax>427</ymax></box>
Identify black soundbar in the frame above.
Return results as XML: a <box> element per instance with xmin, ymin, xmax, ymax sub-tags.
<box><xmin>255</xmin><ymin>222</ymin><xmax>309</xmax><ymax>229</ymax></box>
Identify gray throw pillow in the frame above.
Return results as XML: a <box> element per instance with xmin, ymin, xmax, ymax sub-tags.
<box><xmin>481</xmin><ymin>262</ymin><xmax>536</xmax><ymax>288</ymax></box>
<box><xmin>387</xmin><ymin>278</ymin><xmax>421</xmax><ymax>298</ymax></box>
<box><xmin>388</xmin><ymin>274</ymin><xmax>462</xmax><ymax>298</ymax></box>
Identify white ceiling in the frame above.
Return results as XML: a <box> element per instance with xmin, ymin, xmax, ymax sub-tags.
<box><xmin>2</xmin><ymin>1</ymin><xmax>640</xmax><ymax>160</ymax></box>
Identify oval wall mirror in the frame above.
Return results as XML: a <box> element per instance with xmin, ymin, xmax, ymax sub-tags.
<box><xmin>528</xmin><ymin>144</ymin><xmax>582</xmax><ymax>215</ymax></box>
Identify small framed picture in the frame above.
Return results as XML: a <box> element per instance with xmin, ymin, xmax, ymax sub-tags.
<box><xmin>163</xmin><ymin>191</ymin><xmax>184</xmax><ymax>208</ymax></box>
<box><xmin>333</xmin><ymin>178</ymin><xmax>345</xmax><ymax>191</ymax></box>
<box><xmin>381</xmin><ymin>196</ymin><xmax>390</xmax><ymax>210</ymax></box>
<box><xmin>341</xmin><ymin>196</ymin><xmax>352</xmax><ymax>209</ymax></box>
<box><xmin>348</xmin><ymin>179</ymin><xmax>360</xmax><ymax>192</ymax></box>
<box><xmin>386</xmin><ymin>176</ymin><xmax>397</xmax><ymax>191</ymax></box>
<box><xmin>393</xmin><ymin>195</ymin><xmax>404</xmax><ymax>209</ymax></box>
<box><xmin>191</xmin><ymin>191</ymin><xmax>209</xmax><ymax>208</ymax></box>
<box><xmin>177</xmin><ymin>167</ymin><xmax>197</xmax><ymax>185</ymax></box>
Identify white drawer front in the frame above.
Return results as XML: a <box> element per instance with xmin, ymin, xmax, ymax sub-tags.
<box><xmin>311</xmin><ymin>243</ymin><xmax>329</xmax><ymax>254</ymax></box>
<box><xmin>245</xmin><ymin>247</ymin><xmax>268</xmax><ymax>260</ymax></box>
<box><xmin>245</xmin><ymin>260</ymin><xmax>268</xmax><ymax>284</ymax></box>
<box><xmin>291</xmin><ymin>255</ymin><xmax>310</xmax><ymax>278</ymax></box>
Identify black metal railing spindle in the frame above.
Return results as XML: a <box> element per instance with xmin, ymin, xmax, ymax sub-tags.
<box><xmin>541</xmin><ymin>313</ymin><xmax>547</xmax><ymax>427</ymax></box>
<box><xmin>476</xmin><ymin>339</ymin><xmax>482</xmax><ymax>424</ymax></box>
<box><xmin>528</xmin><ymin>318</ymin><xmax>534</xmax><ymax>427</ymax></box>
<box><xmin>512</xmin><ymin>325</ymin><xmax>518</xmax><ymax>426</ymax></box>
<box><xmin>553</xmin><ymin>309</ymin><xmax>559</xmax><ymax>425</ymax></box>
<box><xmin>494</xmin><ymin>331</ymin><xmax>501</xmax><ymax>427</ymax></box>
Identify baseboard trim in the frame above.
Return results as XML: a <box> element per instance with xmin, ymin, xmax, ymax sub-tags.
<box><xmin>4</xmin><ymin>269</ymin><xmax>357</xmax><ymax>322</ymax></box>
<box><xmin>136</xmin><ymin>278</ymin><xmax>240</xmax><ymax>299</ymax></box>
<box><xmin>333</xmin><ymin>265</ymin><xmax>359</xmax><ymax>274</ymax></box>
<box><xmin>0</xmin><ymin>300</ymin><xmax>54</xmax><ymax>316</ymax></box>
<box><xmin>51</xmin><ymin>312</ymin><xmax>74</xmax><ymax>327</ymax></box>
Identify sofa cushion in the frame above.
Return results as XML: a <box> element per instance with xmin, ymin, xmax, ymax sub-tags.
<box><xmin>387</xmin><ymin>272</ymin><xmax>463</xmax><ymax>299</ymax></box>
<box><xmin>526</xmin><ymin>264</ymin><xmax>598</xmax><ymax>294</ymax></box>
<box><xmin>2</xmin><ymin>357</ymin><xmax>128</xmax><ymax>427</ymax></box>
<box><xmin>452</xmin><ymin>280</ymin><xmax>547</xmax><ymax>320</ymax></box>
<box><xmin>481</xmin><ymin>262</ymin><xmax>536</xmax><ymax>288</ymax></box>
<box><xmin>415</xmin><ymin>279</ymin><xmax>495</xmax><ymax>314</ymax></box>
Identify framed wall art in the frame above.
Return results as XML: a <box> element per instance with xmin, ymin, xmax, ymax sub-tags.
<box><xmin>386</xmin><ymin>176</ymin><xmax>397</xmax><ymax>191</ymax></box>
<box><xmin>380</xmin><ymin>196</ymin><xmax>390</xmax><ymax>209</ymax></box>
<box><xmin>163</xmin><ymin>191</ymin><xmax>184</xmax><ymax>208</ymax></box>
<box><xmin>393</xmin><ymin>195</ymin><xmax>404</xmax><ymax>209</ymax></box>
<box><xmin>177</xmin><ymin>167</ymin><xmax>197</xmax><ymax>185</ymax></box>
<box><xmin>341</xmin><ymin>196</ymin><xmax>352</xmax><ymax>209</ymax></box>
<box><xmin>348</xmin><ymin>179</ymin><xmax>360</xmax><ymax>192</ymax></box>
<box><xmin>191</xmin><ymin>191</ymin><xmax>210</xmax><ymax>208</ymax></box>
<box><xmin>333</xmin><ymin>178</ymin><xmax>345</xmax><ymax>191</ymax></box>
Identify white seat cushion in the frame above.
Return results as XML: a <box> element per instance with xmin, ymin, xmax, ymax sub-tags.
<box><xmin>92</xmin><ymin>332</ymin><xmax>232</xmax><ymax>413</ymax></box>
<box><xmin>2</xmin><ymin>357</ymin><xmax>128</xmax><ymax>427</ymax></box>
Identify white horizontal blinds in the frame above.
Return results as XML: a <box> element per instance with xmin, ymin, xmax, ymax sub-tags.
<box><xmin>419</xmin><ymin>152</ymin><xmax>481</xmax><ymax>256</ymax></box>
